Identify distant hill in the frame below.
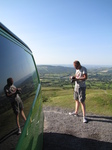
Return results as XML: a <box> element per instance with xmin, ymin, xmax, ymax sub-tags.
<box><xmin>37</xmin><ymin>65</ymin><xmax>112</xmax><ymax>75</ymax></box>
<box><xmin>37</xmin><ymin>65</ymin><xmax>75</xmax><ymax>74</ymax></box>
<box><xmin>37</xmin><ymin>65</ymin><xmax>112</xmax><ymax>89</ymax></box>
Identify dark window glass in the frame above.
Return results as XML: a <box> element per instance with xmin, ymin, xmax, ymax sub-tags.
<box><xmin>0</xmin><ymin>34</ymin><xmax>39</xmax><ymax>147</ymax></box>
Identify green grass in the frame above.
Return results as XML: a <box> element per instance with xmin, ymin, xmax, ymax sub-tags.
<box><xmin>42</xmin><ymin>87</ymin><xmax>112</xmax><ymax>116</ymax></box>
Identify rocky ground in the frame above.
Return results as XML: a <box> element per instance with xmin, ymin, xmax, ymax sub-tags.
<box><xmin>43</xmin><ymin>106</ymin><xmax>112</xmax><ymax>150</ymax></box>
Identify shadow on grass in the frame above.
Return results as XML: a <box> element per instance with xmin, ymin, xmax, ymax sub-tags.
<box><xmin>43</xmin><ymin>132</ymin><xmax>112</xmax><ymax>150</ymax></box>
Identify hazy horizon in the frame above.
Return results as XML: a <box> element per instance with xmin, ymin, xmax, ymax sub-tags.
<box><xmin>37</xmin><ymin>64</ymin><xmax>112</xmax><ymax>68</ymax></box>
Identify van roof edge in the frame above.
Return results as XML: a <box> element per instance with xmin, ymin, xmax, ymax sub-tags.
<box><xmin>0</xmin><ymin>22</ymin><xmax>32</xmax><ymax>52</ymax></box>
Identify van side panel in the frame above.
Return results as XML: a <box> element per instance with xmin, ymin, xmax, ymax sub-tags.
<box><xmin>16</xmin><ymin>85</ymin><xmax>43</xmax><ymax>150</ymax></box>
<box><xmin>0</xmin><ymin>24</ymin><xmax>43</xmax><ymax>150</ymax></box>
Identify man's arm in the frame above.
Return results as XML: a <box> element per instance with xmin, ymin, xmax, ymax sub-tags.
<box><xmin>4</xmin><ymin>88</ymin><xmax>17</xmax><ymax>97</ymax></box>
<box><xmin>76</xmin><ymin>73</ymin><xmax>87</xmax><ymax>81</ymax></box>
<box><xmin>6</xmin><ymin>92</ymin><xmax>15</xmax><ymax>97</ymax></box>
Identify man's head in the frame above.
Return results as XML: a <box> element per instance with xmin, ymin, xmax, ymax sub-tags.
<box><xmin>73</xmin><ymin>60</ymin><xmax>81</xmax><ymax>69</ymax></box>
<box><xmin>7</xmin><ymin>78</ymin><xmax>13</xmax><ymax>86</ymax></box>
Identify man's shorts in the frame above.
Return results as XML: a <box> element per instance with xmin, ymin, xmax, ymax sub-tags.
<box><xmin>74</xmin><ymin>87</ymin><xmax>86</xmax><ymax>103</ymax></box>
<box><xmin>11</xmin><ymin>98</ymin><xmax>24</xmax><ymax>115</ymax></box>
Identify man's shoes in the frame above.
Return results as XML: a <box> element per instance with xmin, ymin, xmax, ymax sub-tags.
<box><xmin>18</xmin><ymin>127</ymin><xmax>21</xmax><ymax>134</ymax></box>
<box><xmin>69</xmin><ymin>112</ymin><xmax>78</xmax><ymax>116</ymax></box>
<box><xmin>83</xmin><ymin>117</ymin><xmax>88</xmax><ymax>123</ymax></box>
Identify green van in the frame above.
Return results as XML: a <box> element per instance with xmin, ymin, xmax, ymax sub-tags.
<box><xmin>0</xmin><ymin>23</ymin><xmax>44</xmax><ymax>150</ymax></box>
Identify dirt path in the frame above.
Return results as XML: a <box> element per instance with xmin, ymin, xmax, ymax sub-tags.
<box><xmin>43</xmin><ymin>106</ymin><xmax>112</xmax><ymax>150</ymax></box>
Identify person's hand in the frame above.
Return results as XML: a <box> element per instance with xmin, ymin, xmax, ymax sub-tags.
<box><xmin>70</xmin><ymin>76</ymin><xmax>76</xmax><ymax>83</ymax></box>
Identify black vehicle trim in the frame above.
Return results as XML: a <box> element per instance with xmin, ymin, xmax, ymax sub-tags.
<box><xmin>0</xmin><ymin>22</ymin><xmax>32</xmax><ymax>52</ymax></box>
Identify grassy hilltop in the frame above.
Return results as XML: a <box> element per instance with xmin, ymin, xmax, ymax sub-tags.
<box><xmin>37</xmin><ymin>65</ymin><xmax>112</xmax><ymax>116</ymax></box>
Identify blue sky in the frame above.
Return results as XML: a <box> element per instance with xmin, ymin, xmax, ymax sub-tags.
<box><xmin>0</xmin><ymin>0</ymin><xmax>112</xmax><ymax>66</ymax></box>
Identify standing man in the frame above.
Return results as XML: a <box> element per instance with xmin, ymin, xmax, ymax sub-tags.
<box><xmin>4</xmin><ymin>78</ymin><xmax>26</xmax><ymax>134</ymax></box>
<box><xmin>69</xmin><ymin>60</ymin><xmax>88</xmax><ymax>123</ymax></box>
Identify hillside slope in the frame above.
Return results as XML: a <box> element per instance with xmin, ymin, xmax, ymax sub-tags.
<box><xmin>37</xmin><ymin>65</ymin><xmax>75</xmax><ymax>74</ymax></box>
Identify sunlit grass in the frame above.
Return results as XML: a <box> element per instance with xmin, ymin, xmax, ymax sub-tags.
<box><xmin>42</xmin><ymin>87</ymin><xmax>112</xmax><ymax>116</ymax></box>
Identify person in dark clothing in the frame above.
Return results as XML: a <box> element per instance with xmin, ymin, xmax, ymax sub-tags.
<box><xmin>4</xmin><ymin>78</ymin><xmax>26</xmax><ymax>134</ymax></box>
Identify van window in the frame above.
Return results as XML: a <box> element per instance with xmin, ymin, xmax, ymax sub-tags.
<box><xmin>0</xmin><ymin>34</ymin><xmax>39</xmax><ymax>141</ymax></box>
